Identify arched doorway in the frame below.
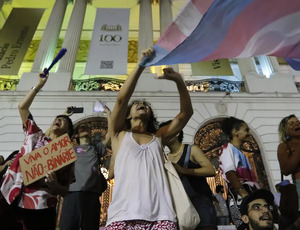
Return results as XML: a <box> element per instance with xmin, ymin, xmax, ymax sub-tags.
<box><xmin>194</xmin><ymin>118</ymin><xmax>269</xmax><ymax>196</ymax></box>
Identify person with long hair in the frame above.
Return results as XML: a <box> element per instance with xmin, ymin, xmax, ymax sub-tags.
<box><xmin>278</xmin><ymin>114</ymin><xmax>300</xmax><ymax>200</ymax></box>
<box><xmin>0</xmin><ymin>71</ymin><xmax>74</xmax><ymax>230</ymax></box>
<box><xmin>159</xmin><ymin>120</ymin><xmax>217</xmax><ymax>230</ymax></box>
<box><xmin>105</xmin><ymin>48</ymin><xmax>193</xmax><ymax>229</ymax></box>
<box><xmin>277</xmin><ymin>114</ymin><xmax>300</xmax><ymax>228</ymax></box>
<box><xmin>219</xmin><ymin>117</ymin><xmax>259</xmax><ymax>229</ymax></box>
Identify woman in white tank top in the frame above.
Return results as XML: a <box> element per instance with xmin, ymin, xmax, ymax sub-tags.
<box><xmin>106</xmin><ymin>48</ymin><xmax>193</xmax><ymax>230</ymax></box>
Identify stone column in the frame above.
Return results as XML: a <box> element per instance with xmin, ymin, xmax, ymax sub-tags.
<box><xmin>135</xmin><ymin>0</ymin><xmax>178</xmax><ymax>92</ymax></box>
<box><xmin>159</xmin><ymin>0</ymin><xmax>178</xmax><ymax>72</ymax></box>
<box><xmin>237</xmin><ymin>57</ymin><xmax>257</xmax><ymax>79</ymax></box>
<box><xmin>57</xmin><ymin>0</ymin><xmax>87</xmax><ymax>73</ymax></box>
<box><xmin>243</xmin><ymin>56</ymin><xmax>298</xmax><ymax>93</ymax></box>
<box><xmin>17</xmin><ymin>0</ymin><xmax>69</xmax><ymax>91</ymax></box>
<box><xmin>31</xmin><ymin>0</ymin><xmax>68</xmax><ymax>72</ymax></box>
<box><xmin>17</xmin><ymin>0</ymin><xmax>87</xmax><ymax>91</ymax></box>
<box><xmin>138</xmin><ymin>0</ymin><xmax>153</xmax><ymax>60</ymax></box>
<box><xmin>268</xmin><ymin>56</ymin><xmax>280</xmax><ymax>73</ymax></box>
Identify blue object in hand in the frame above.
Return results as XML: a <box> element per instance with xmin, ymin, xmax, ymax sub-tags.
<box><xmin>41</xmin><ymin>48</ymin><xmax>67</xmax><ymax>77</ymax></box>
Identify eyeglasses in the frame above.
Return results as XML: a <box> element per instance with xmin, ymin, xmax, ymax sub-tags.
<box><xmin>248</xmin><ymin>204</ymin><xmax>273</xmax><ymax>212</ymax></box>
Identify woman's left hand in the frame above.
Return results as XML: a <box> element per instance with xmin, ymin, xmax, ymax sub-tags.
<box><xmin>172</xmin><ymin>163</ymin><xmax>185</xmax><ymax>175</ymax></box>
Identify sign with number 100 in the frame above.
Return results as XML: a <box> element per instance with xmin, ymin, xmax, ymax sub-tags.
<box><xmin>99</xmin><ymin>34</ymin><xmax>122</xmax><ymax>42</ymax></box>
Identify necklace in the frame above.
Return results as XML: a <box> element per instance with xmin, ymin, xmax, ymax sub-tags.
<box><xmin>170</xmin><ymin>144</ymin><xmax>184</xmax><ymax>157</ymax></box>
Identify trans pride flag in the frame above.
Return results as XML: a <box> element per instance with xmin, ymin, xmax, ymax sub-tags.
<box><xmin>142</xmin><ymin>0</ymin><xmax>300</xmax><ymax>70</ymax></box>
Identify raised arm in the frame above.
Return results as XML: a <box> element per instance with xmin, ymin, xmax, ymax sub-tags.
<box><xmin>156</xmin><ymin>68</ymin><xmax>193</xmax><ymax>144</ymax></box>
<box><xmin>18</xmin><ymin>71</ymin><xmax>48</xmax><ymax>126</ymax></box>
<box><xmin>173</xmin><ymin>145</ymin><xmax>216</xmax><ymax>177</ymax></box>
<box><xmin>102</xmin><ymin>106</ymin><xmax>111</xmax><ymax>148</ymax></box>
<box><xmin>110</xmin><ymin>48</ymin><xmax>153</xmax><ymax>135</ymax></box>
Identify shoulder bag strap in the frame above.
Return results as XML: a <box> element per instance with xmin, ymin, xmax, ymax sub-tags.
<box><xmin>183</xmin><ymin>145</ymin><xmax>192</xmax><ymax>168</ymax></box>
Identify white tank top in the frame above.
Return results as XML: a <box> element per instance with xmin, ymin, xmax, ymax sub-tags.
<box><xmin>106</xmin><ymin>132</ymin><xmax>176</xmax><ymax>225</ymax></box>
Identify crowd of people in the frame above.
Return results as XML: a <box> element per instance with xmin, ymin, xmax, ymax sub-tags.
<box><xmin>0</xmin><ymin>48</ymin><xmax>299</xmax><ymax>230</ymax></box>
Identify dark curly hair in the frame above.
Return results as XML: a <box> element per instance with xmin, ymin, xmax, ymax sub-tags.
<box><xmin>221</xmin><ymin>117</ymin><xmax>245</xmax><ymax>141</ymax></box>
<box><xmin>125</xmin><ymin>100</ymin><xmax>158</xmax><ymax>134</ymax></box>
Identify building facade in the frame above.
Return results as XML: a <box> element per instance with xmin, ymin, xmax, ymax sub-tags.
<box><xmin>1</xmin><ymin>0</ymin><xmax>300</xmax><ymax>196</ymax></box>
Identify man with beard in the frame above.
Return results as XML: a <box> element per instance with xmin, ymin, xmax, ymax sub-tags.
<box><xmin>240</xmin><ymin>189</ymin><xmax>277</xmax><ymax>230</ymax></box>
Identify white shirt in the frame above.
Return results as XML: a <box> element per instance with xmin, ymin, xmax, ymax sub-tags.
<box><xmin>106</xmin><ymin>132</ymin><xmax>176</xmax><ymax>225</ymax></box>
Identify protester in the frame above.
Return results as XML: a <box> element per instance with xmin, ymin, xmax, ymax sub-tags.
<box><xmin>60</xmin><ymin>118</ymin><xmax>109</xmax><ymax>230</ymax></box>
<box><xmin>219</xmin><ymin>117</ymin><xmax>259</xmax><ymax>229</ymax></box>
<box><xmin>240</xmin><ymin>189</ymin><xmax>277</xmax><ymax>230</ymax></box>
<box><xmin>106</xmin><ymin>47</ymin><xmax>193</xmax><ymax>229</ymax></box>
<box><xmin>277</xmin><ymin>115</ymin><xmax>300</xmax><ymax>229</ymax></box>
<box><xmin>159</xmin><ymin>119</ymin><xmax>217</xmax><ymax>230</ymax></box>
<box><xmin>214</xmin><ymin>185</ymin><xmax>230</xmax><ymax>226</ymax></box>
<box><xmin>0</xmin><ymin>71</ymin><xmax>74</xmax><ymax>230</ymax></box>
<box><xmin>0</xmin><ymin>152</ymin><xmax>20</xmax><ymax>229</ymax></box>
<box><xmin>277</xmin><ymin>114</ymin><xmax>300</xmax><ymax>210</ymax></box>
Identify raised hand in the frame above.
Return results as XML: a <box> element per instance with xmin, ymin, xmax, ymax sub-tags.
<box><xmin>157</xmin><ymin>67</ymin><xmax>183</xmax><ymax>82</ymax></box>
<box><xmin>37</xmin><ymin>68</ymin><xmax>49</xmax><ymax>90</ymax></box>
<box><xmin>103</xmin><ymin>106</ymin><xmax>111</xmax><ymax>117</ymax></box>
<box><xmin>64</xmin><ymin>106</ymin><xmax>75</xmax><ymax>116</ymax></box>
<box><xmin>5</xmin><ymin>159</ymin><xmax>13</xmax><ymax>168</ymax></box>
<box><xmin>139</xmin><ymin>47</ymin><xmax>155</xmax><ymax>66</ymax></box>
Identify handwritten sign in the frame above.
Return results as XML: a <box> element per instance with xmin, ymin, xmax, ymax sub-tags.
<box><xmin>19</xmin><ymin>134</ymin><xmax>77</xmax><ymax>186</ymax></box>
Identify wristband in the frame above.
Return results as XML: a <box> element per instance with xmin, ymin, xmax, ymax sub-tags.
<box><xmin>31</xmin><ymin>86</ymin><xmax>39</xmax><ymax>93</ymax></box>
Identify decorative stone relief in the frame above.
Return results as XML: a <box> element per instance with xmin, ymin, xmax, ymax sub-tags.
<box><xmin>185</xmin><ymin>79</ymin><xmax>242</xmax><ymax>92</ymax></box>
<box><xmin>0</xmin><ymin>78</ymin><xmax>18</xmax><ymax>90</ymax></box>
<box><xmin>215</xmin><ymin>101</ymin><xmax>227</xmax><ymax>115</ymax></box>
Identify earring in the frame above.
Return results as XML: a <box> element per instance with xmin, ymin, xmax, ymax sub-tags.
<box><xmin>285</xmin><ymin>135</ymin><xmax>290</xmax><ymax>140</ymax></box>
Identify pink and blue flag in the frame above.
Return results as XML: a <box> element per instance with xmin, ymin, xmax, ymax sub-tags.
<box><xmin>141</xmin><ymin>0</ymin><xmax>300</xmax><ymax>70</ymax></box>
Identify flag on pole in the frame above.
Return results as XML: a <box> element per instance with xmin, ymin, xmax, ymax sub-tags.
<box><xmin>143</xmin><ymin>0</ymin><xmax>300</xmax><ymax>70</ymax></box>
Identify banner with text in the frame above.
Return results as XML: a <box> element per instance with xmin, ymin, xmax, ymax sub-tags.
<box><xmin>191</xmin><ymin>59</ymin><xmax>233</xmax><ymax>76</ymax></box>
<box><xmin>85</xmin><ymin>8</ymin><xmax>130</xmax><ymax>75</ymax></box>
<box><xmin>0</xmin><ymin>8</ymin><xmax>44</xmax><ymax>75</ymax></box>
<box><xmin>19</xmin><ymin>134</ymin><xmax>77</xmax><ymax>186</ymax></box>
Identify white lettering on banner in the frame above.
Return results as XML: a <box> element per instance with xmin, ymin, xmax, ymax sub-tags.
<box><xmin>0</xmin><ymin>9</ymin><xmax>44</xmax><ymax>75</ymax></box>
